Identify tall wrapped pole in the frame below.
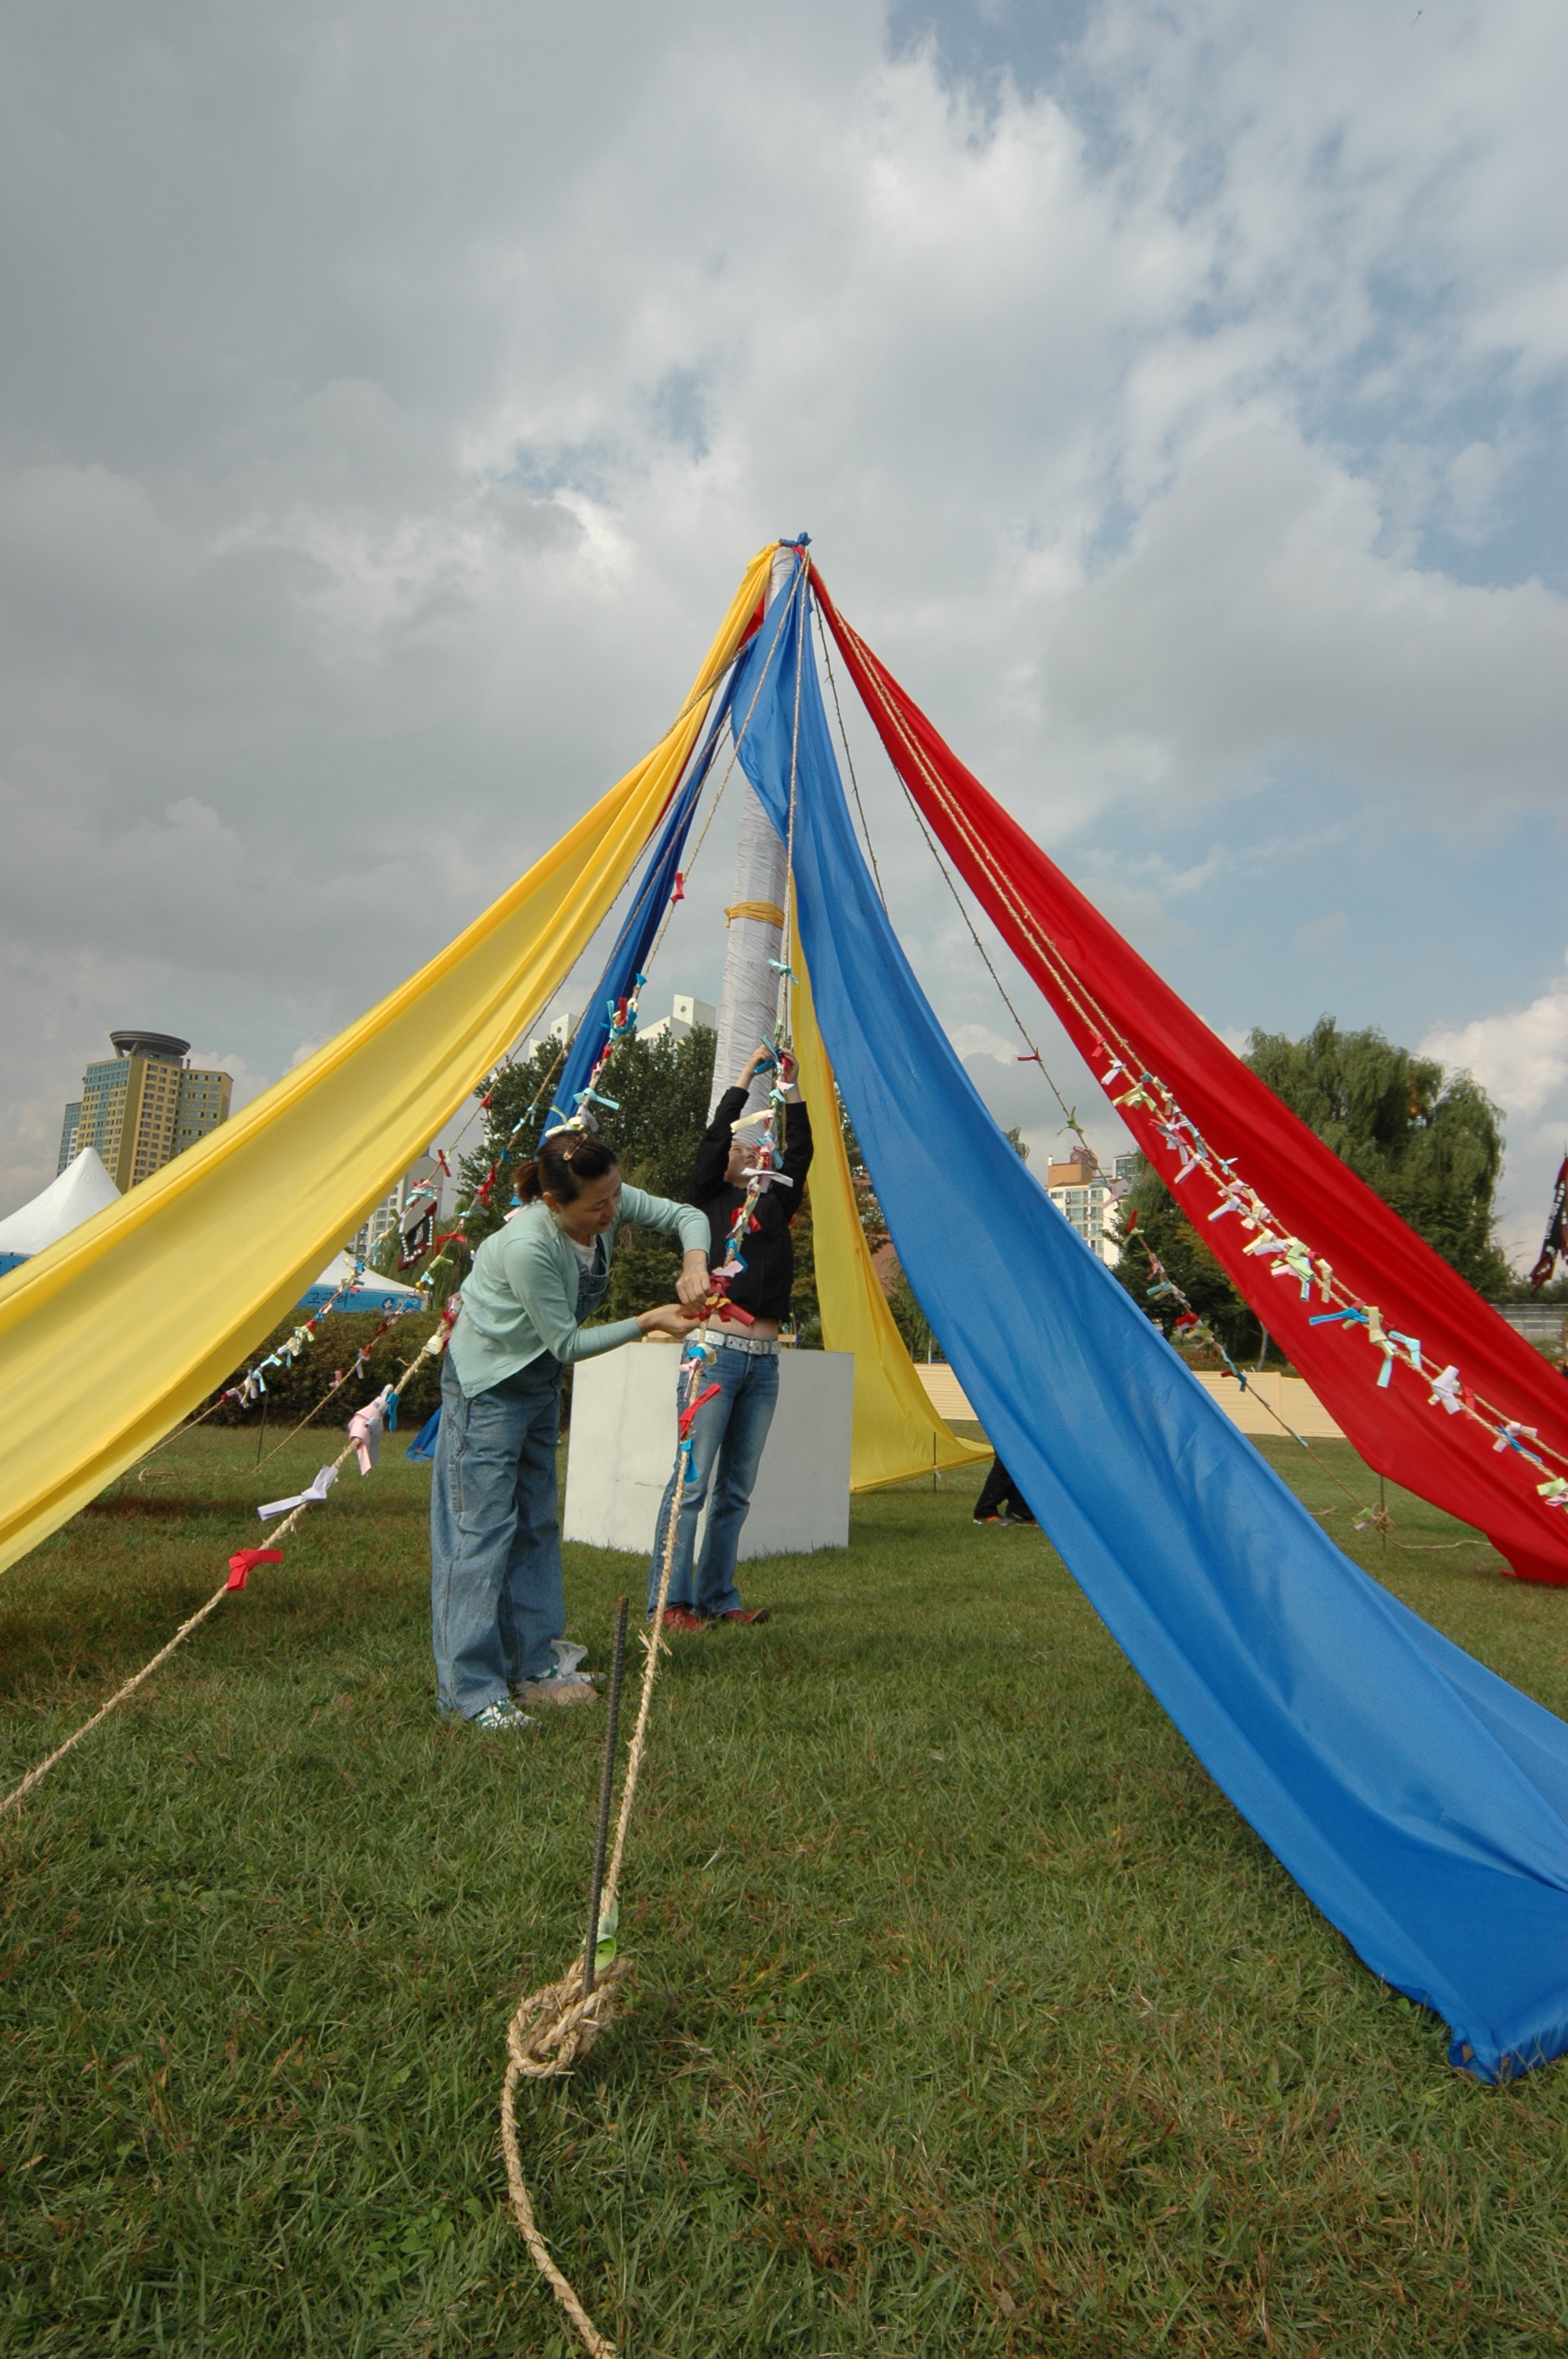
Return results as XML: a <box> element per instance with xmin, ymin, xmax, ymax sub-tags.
<box><xmin>709</xmin><ymin>544</ymin><xmax>796</xmax><ymax>1120</ymax></box>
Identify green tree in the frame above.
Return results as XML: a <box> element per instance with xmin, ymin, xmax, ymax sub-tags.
<box><xmin>1113</xmin><ymin>1157</ymin><xmax>1265</xmax><ymax>1362</ymax></box>
<box><xmin>1114</xmin><ymin>1016</ymin><xmax>1515</xmax><ymax>1352</ymax></box>
<box><xmin>1246</xmin><ymin>1018</ymin><xmax>1511</xmax><ymax>1294</ymax></box>
<box><xmin>886</xmin><ymin>1269</ymin><xmax>938</xmax><ymax>1360</ymax></box>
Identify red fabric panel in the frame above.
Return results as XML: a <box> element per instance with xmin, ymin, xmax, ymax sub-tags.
<box><xmin>813</xmin><ymin>574</ymin><xmax>1568</xmax><ymax>1585</ymax></box>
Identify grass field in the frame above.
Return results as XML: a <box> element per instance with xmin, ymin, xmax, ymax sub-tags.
<box><xmin>4</xmin><ymin>1419</ymin><xmax>1568</xmax><ymax>2355</ymax></box>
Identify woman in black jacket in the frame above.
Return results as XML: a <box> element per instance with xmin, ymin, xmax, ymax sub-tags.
<box><xmin>646</xmin><ymin>1045</ymin><xmax>813</xmax><ymax>1625</ymax></box>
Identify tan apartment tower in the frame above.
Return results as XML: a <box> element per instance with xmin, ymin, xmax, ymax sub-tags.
<box><xmin>1047</xmin><ymin>1158</ymin><xmax>1121</xmax><ymax>1267</ymax></box>
<box><xmin>59</xmin><ymin>1030</ymin><xmax>231</xmax><ymax>1190</ymax></box>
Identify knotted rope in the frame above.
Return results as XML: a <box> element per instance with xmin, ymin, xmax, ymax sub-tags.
<box><xmin>500</xmin><ymin>1953</ymin><xmax>636</xmax><ymax>2358</ymax></box>
<box><xmin>508</xmin><ymin>566</ymin><xmax>819</xmax><ymax>2337</ymax></box>
<box><xmin>498</xmin><ymin>1349</ymin><xmax>701</xmax><ymax>2356</ymax></box>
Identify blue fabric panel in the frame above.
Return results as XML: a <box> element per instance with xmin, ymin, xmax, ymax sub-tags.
<box><xmin>406</xmin><ymin>1408</ymin><xmax>441</xmax><ymax>1463</ymax></box>
<box><xmin>553</xmin><ymin>680</ymin><xmax>735</xmax><ymax>1125</ymax></box>
<box><xmin>727</xmin><ymin>571</ymin><xmax>1568</xmax><ymax>2081</ymax></box>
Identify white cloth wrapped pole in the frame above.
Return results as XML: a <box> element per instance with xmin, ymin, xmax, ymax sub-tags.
<box><xmin>709</xmin><ymin>789</ymin><xmax>788</xmax><ymax>1121</ymax></box>
<box><xmin>709</xmin><ymin>547</ymin><xmax>797</xmax><ymax>1121</ymax></box>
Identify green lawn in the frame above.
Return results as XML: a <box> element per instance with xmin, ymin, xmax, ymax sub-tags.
<box><xmin>3</xmin><ymin>1424</ymin><xmax>1567</xmax><ymax>2355</ymax></box>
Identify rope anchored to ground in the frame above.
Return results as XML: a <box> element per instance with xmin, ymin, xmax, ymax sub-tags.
<box><xmin>0</xmin><ymin>1319</ymin><xmax>453</xmax><ymax>1824</ymax></box>
<box><xmin>498</xmin><ymin>1338</ymin><xmax>708</xmax><ymax>2357</ymax></box>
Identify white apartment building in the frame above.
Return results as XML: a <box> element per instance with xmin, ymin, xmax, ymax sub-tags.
<box><xmin>641</xmin><ymin>992</ymin><xmax>716</xmax><ymax>1045</ymax></box>
<box><xmin>1047</xmin><ymin>1158</ymin><xmax>1121</xmax><ymax>1266</ymax></box>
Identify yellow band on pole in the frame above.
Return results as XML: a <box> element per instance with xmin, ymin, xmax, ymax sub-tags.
<box><xmin>723</xmin><ymin>900</ymin><xmax>785</xmax><ymax>929</ymax></box>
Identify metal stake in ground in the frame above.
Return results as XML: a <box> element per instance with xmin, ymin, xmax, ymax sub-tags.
<box><xmin>582</xmin><ymin>1597</ymin><xmax>630</xmax><ymax>1998</ymax></box>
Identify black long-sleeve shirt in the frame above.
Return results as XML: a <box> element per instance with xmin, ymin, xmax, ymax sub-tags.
<box><xmin>691</xmin><ymin>1087</ymin><xmax>814</xmax><ymax>1323</ymax></box>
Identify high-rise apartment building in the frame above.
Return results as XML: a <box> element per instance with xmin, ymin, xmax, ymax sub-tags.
<box><xmin>58</xmin><ymin>1030</ymin><xmax>232</xmax><ymax>1189</ymax></box>
<box><xmin>1047</xmin><ymin>1158</ymin><xmax>1121</xmax><ymax>1267</ymax></box>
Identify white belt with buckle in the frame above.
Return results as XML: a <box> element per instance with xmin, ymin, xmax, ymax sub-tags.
<box><xmin>704</xmin><ymin>1328</ymin><xmax>780</xmax><ymax>1355</ymax></box>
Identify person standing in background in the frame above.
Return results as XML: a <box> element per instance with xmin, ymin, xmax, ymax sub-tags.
<box><xmin>648</xmin><ymin>1045</ymin><xmax>814</xmax><ymax>1628</ymax></box>
<box><xmin>972</xmin><ymin>1456</ymin><xmax>1037</xmax><ymax>1527</ymax></box>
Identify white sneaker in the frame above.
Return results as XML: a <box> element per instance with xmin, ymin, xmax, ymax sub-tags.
<box><xmin>516</xmin><ymin>1665</ymin><xmax>599</xmax><ymax>1708</ymax></box>
<box><xmin>471</xmin><ymin>1699</ymin><xmax>537</xmax><ymax>1732</ymax></box>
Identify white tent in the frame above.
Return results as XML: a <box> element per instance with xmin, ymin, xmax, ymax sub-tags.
<box><xmin>297</xmin><ymin>1251</ymin><xmax>425</xmax><ymax>1315</ymax></box>
<box><xmin>0</xmin><ymin>1150</ymin><xmax>122</xmax><ymax>1273</ymax></box>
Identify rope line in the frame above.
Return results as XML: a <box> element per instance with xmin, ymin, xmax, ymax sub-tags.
<box><xmin>499</xmin><ymin>1367</ymin><xmax>693</xmax><ymax>2358</ymax></box>
<box><xmin>497</xmin><ymin>601</ymin><xmax>814</xmax><ymax>2342</ymax></box>
<box><xmin>771</xmin><ymin>552</ymin><xmax>809</xmax><ymax>1157</ymax></box>
<box><xmin>815</xmin><ymin>602</ymin><xmax>887</xmax><ymax>912</ymax></box>
<box><xmin>839</xmin><ymin>631</ymin><xmax>1349</xmax><ymax>1474</ymax></box>
<box><xmin>817</xmin><ymin>605</ymin><xmax>1437</xmax><ymax>1533</ymax></box>
<box><xmin>0</xmin><ymin>1328</ymin><xmax>450</xmax><ymax>1823</ymax></box>
<box><xmin>826</xmin><ymin>602</ymin><xmax>1568</xmax><ymax>1503</ymax></box>
<box><xmin>408</xmin><ymin>634</ymin><xmax>782</xmax><ymax>1273</ymax></box>
<box><xmin>637</xmin><ymin>606</ymin><xmax>793</xmax><ymax>992</ymax></box>
<box><xmin>433</xmin><ymin>631</ymin><xmax>788</xmax><ymax>1267</ymax></box>
<box><xmin>125</xmin><ymin>1390</ymin><xmax>237</xmax><ymax>1474</ymax></box>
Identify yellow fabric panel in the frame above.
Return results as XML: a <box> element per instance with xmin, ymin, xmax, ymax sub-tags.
<box><xmin>0</xmin><ymin>547</ymin><xmax>777</xmax><ymax>1576</ymax></box>
<box><xmin>790</xmin><ymin>942</ymin><xmax>989</xmax><ymax>1492</ymax></box>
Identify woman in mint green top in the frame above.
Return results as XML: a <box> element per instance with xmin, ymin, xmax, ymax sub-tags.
<box><xmin>430</xmin><ymin>1129</ymin><xmax>708</xmax><ymax>1727</ymax></box>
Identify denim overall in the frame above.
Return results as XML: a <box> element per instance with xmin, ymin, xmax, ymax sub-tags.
<box><xmin>430</xmin><ymin>1242</ymin><xmax>608</xmax><ymax>1718</ymax></box>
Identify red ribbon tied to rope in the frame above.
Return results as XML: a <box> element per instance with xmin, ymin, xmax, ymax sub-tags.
<box><xmin>702</xmin><ymin>1290</ymin><xmax>755</xmax><ymax>1326</ymax></box>
<box><xmin>678</xmin><ymin>1383</ymin><xmax>722</xmax><ymax>1439</ymax></box>
<box><xmin>227</xmin><ymin>1548</ymin><xmax>284</xmax><ymax>1592</ymax></box>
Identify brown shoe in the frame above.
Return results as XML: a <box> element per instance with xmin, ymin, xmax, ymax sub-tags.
<box><xmin>713</xmin><ymin>1607</ymin><xmax>770</xmax><ymax>1624</ymax></box>
<box><xmin>661</xmin><ymin>1606</ymin><xmax>707</xmax><ymax>1632</ymax></box>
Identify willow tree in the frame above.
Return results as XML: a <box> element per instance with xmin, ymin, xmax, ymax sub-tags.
<box><xmin>1116</xmin><ymin>1017</ymin><xmax>1512</xmax><ymax>1355</ymax></box>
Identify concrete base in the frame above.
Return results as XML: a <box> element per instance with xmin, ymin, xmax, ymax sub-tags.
<box><xmin>564</xmin><ymin>1344</ymin><xmax>854</xmax><ymax>1560</ymax></box>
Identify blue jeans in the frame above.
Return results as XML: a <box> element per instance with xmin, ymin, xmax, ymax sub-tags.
<box><xmin>430</xmin><ymin>1348</ymin><xmax>567</xmax><ymax>1717</ymax></box>
<box><xmin>648</xmin><ymin>1347</ymin><xmax>779</xmax><ymax>1619</ymax></box>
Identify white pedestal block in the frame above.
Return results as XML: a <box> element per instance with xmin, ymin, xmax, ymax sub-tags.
<box><xmin>564</xmin><ymin>1346</ymin><xmax>854</xmax><ymax>1560</ymax></box>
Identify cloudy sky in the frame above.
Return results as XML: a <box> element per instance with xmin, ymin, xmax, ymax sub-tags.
<box><xmin>2</xmin><ymin>0</ymin><xmax>1563</xmax><ymax>1256</ymax></box>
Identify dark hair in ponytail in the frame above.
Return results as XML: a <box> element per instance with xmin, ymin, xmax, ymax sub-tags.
<box><xmin>515</xmin><ymin>1132</ymin><xmax>620</xmax><ymax>1206</ymax></box>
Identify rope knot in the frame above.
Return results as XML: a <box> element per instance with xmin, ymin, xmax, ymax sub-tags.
<box><xmin>506</xmin><ymin>1957</ymin><xmax>635</xmax><ymax>2081</ymax></box>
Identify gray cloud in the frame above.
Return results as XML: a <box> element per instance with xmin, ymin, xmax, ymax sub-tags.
<box><xmin>2</xmin><ymin>0</ymin><xmax>1564</xmax><ymax>1243</ymax></box>
<box><xmin>1042</xmin><ymin>427</ymin><xmax>1567</xmax><ymax>812</ymax></box>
